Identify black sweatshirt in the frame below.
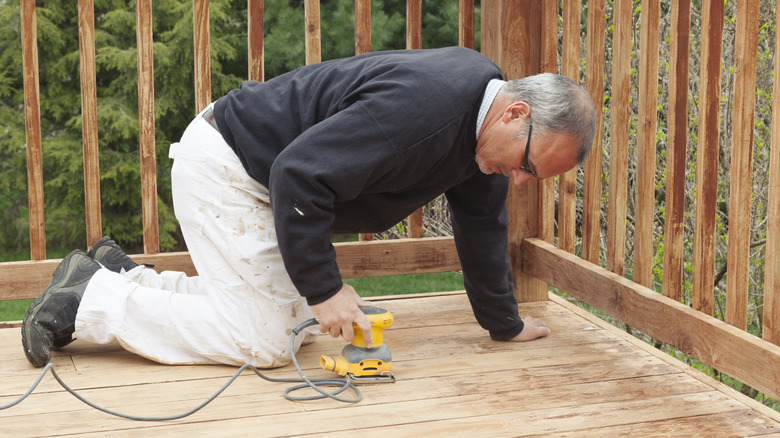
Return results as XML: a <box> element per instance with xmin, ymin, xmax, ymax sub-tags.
<box><xmin>212</xmin><ymin>47</ymin><xmax>523</xmax><ymax>340</ymax></box>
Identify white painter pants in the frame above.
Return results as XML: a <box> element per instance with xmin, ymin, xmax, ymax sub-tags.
<box><xmin>74</xmin><ymin>105</ymin><xmax>317</xmax><ymax>367</ymax></box>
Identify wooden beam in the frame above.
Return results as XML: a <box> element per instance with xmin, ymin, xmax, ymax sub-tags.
<box><xmin>78</xmin><ymin>0</ymin><xmax>102</xmax><ymax>247</ymax></box>
<box><xmin>406</xmin><ymin>0</ymin><xmax>421</xmax><ymax>50</ymax></box>
<box><xmin>354</xmin><ymin>0</ymin><xmax>370</xmax><ymax>55</ymax></box>
<box><xmin>193</xmin><ymin>0</ymin><xmax>211</xmax><ymax>112</ymax></box>
<box><xmin>537</xmin><ymin>0</ymin><xmax>557</xmax><ymax>244</ymax></box>
<box><xmin>481</xmin><ymin>0</ymin><xmax>546</xmax><ymax>303</ymax></box>
<box><xmin>304</xmin><ymin>0</ymin><xmax>321</xmax><ymax>65</ymax></box>
<box><xmin>557</xmin><ymin>0</ymin><xmax>581</xmax><ymax>254</ymax></box>
<box><xmin>581</xmin><ymin>0</ymin><xmax>606</xmax><ymax>264</ymax></box>
<box><xmin>458</xmin><ymin>0</ymin><xmax>474</xmax><ymax>49</ymax></box>
<box><xmin>404</xmin><ymin>0</ymin><xmax>423</xmax><ymax>239</ymax></box>
<box><xmin>0</xmin><ymin>238</ymin><xmax>461</xmax><ymax>301</ymax></box>
<box><xmin>247</xmin><ymin>0</ymin><xmax>264</xmax><ymax>82</ymax></box>
<box><xmin>20</xmin><ymin>0</ymin><xmax>46</xmax><ymax>260</ymax></box>
<box><xmin>764</xmin><ymin>1</ymin><xmax>780</xmax><ymax>345</ymax></box>
<box><xmin>136</xmin><ymin>0</ymin><xmax>159</xmax><ymax>255</ymax></box>
<box><xmin>662</xmin><ymin>0</ymin><xmax>692</xmax><ymax>302</ymax></box>
<box><xmin>522</xmin><ymin>237</ymin><xmax>780</xmax><ymax>401</ymax></box>
<box><xmin>633</xmin><ymin>0</ymin><xmax>660</xmax><ymax>287</ymax></box>
<box><xmin>726</xmin><ymin>0</ymin><xmax>759</xmax><ymax>330</ymax></box>
<box><xmin>605</xmin><ymin>0</ymin><xmax>631</xmax><ymax>276</ymax></box>
<box><xmin>692</xmin><ymin>0</ymin><xmax>724</xmax><ymax>316</ymax></box>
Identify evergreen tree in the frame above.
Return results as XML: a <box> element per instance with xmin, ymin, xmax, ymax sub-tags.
<box><xmin>0</xmin><ymin>0</ymin><xmax>473</xmax><ymax>256</ymax></box>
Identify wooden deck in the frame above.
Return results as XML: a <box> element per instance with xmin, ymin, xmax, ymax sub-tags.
<box><xmin>1</xmin><ymin>292</ymin><xmax>779</xmax><ymax>437</ymax></box>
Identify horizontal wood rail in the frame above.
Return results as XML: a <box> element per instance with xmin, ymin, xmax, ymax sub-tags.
<box><xmin>0</xmin><ymin>238</ymin><xmax>460</xmax><ymax>301</ymax></box>
<box><xmin>522</xmin><ymin>237</ymin><xmax>780</xmax><ymax>401</ymax></box>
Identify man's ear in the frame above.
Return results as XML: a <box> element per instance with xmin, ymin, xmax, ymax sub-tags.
<box><xmin>502</xmin><ymin>101</ymin><xmax>530</xmax><ymax>122</ymax></box>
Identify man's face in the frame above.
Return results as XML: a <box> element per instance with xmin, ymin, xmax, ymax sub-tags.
<box><xmin>475</xmin><ymin>103</ymin><xmax>580</xmax><ymax>186</ymax></box>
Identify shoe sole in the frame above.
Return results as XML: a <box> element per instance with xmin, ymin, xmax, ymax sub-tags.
<box><xmin>21</xmin><ymin>250</ymin><xmax>99</xmax><ymax>367</ymax></box>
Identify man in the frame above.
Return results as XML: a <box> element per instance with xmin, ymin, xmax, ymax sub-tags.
<box><xmin>22</xmin><ymin>47</ymin><xmax>597</xmax><ymax>368</ymax></box>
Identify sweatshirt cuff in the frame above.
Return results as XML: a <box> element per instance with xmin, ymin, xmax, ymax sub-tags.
<box><xmin>489</xmin><ymin>320</ymin><xmax>524</xmax><ymax>341</ymax></box>
<box><xmin>304</xmin><ymin>284</ymin><xmax>343</xmax><ymax>306</ymax></box>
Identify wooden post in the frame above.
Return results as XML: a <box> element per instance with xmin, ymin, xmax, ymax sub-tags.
<box><xmin>726</xmin><ymin>0</ymin><xmax>760</xmax><ymax>330</ymax></box>
<box><xmin>692</xmin><ymin>0</ymin><xmax>724</xmax><ymax>316</ymax></box>
<box><xmin>304</xmin><ymin>0</ymin><xmax>321</xmax><ymax>65</ymax></box>
<box><xmin>356</xmin><ymin>0</ymin><xmax>372</xmax><ymax>241</ymax></box>
<box><xmin>248</xmin><ymin>0</ymin><xmax>264</xmax><ymax>82</ymax></box>
<box><xmin>634</xmin><ymin>0</ymin><xmax>661</xmax><ymax>288</ymax></box>
<box><xmin>20</xmin><ymin>0</ymin><xmax>46</xmax><ymax>260</ymax></box>
<box><xmin>406</xmin><ymin>0</ymin><xmax>424</xmax><ymax>239</ymax></box>
<box><xmin>764</xmin><ymin>1</ymin><xmax>780</xmax><ymax>346</ymax></box>
<box><xmin>458</xmin><ymin>0</ymin><xmax>474</xmax><ymax>49</ymax></box>
<box><xmin>78</xmin><ymin>0</ymin><xmax>102</xmax><ymax>247</ymax></box>
<box><xmin>193</xmin><ymin>0</ymin><xmax>211</xmax><ymax>113</ymax></box>
<box><xmin>354</xmin><ymin>0</ymin><xmax>370</xmax><ymax>55</ymax></box>
<box><xmin>606</xmin><ymin>0</ymin><xmax>631</xmax><ymax>276</ymax></box>
<box><xmin>481</xmin><ymin>0</ymin><xmax>545</xmax><ymax>303</ymax></box>
<box><xmin>581</xmin><ymin>0</ymin><xmax>606</xmax><ymax>266</ymax></box>
<box><xmin>557</xmin><ymin>0</ymin><xmax>581</xmax><ymax>255</ymax></box>
<box><xmin>537</xmin><ymin>0</ymin><xmax>557</xmax><ymax>244</ymax></box>
<box><xmin>662</xmin><ymin>0</ymin><xmax>692</xmax><ymax>303</ymax></box>
<box><xmin>136</xmin><ymin>0</ymin><xmax>159</xmax><ymax>254</ymax></box>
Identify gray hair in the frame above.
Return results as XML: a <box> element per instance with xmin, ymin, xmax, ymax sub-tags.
<box><xmin>500</xmin><ymin>73</ymin><xmax>597</xmax><ymax>164</ymax></box>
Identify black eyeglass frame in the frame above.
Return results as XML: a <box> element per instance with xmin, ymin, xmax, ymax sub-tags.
<box><xmin>518</xmin><ymin>118</ymin><xmax>537</xmax><ymax>177</ymax></box>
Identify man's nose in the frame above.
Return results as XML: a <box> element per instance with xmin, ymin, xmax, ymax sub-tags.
<box><xmin>511</xmin><ymin>169</ymin><xmax>534</xmax><ymax>186</ymax></box>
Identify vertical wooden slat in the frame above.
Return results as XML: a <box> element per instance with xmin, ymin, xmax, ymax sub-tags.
<box><xmin>407</xmin><ymin>211</ymin><xmax>424</xmax><ymax>238</ymax></box>
<box><xmin>605</xmin><ymin>0</ymin><xmax>631</xmax><ymax>276</ymax></box>
<box><xmin>304</xmin><ymin>0</ymin><xmax>321</xmax><ymax>65</ymax></box>
<box><xmin>726</xmin><ymin>0</ymin><xmax>760</xmax><ymax>330</ymax></box>
<box><xmin>458</xmin><ymin>0</ymin><xmax>474</xmax><ymax>50</ymax></box>
<box><xmin>692</xmin><ymin>0</ymin><xmax>724</xmax><ymax>316</ymax></box>
<box><xmin>633</xmin><ymin>0</ymin><xmax>661</xmax><ymax>287</ymax></box>
<box><xmin>354</xmin><ymin>0</ymin><xmax>371</xmax><ymax>55</ymax></box>
<box><xmin>356</xmin><ymin>0</ymin><xmax>371</xmax><ymax>241</ymax></box>
<box><xmin>78</xmin><ymin>0</ymin><xmax>102</xmax><ymax>247</ymax></box>
<box><xmin>248</xmin><ymin>0</ymin><xmax>264</xmax><ymax>82</ymax></box>
<box><xmin>763</xmin><ymin>0</ymin><xmax>780</xmax><ymax>345</ymax></box>
<box><xmin>136</xmin><ymin>0</ymin><xmax>159</xmax><ymax>255</ymax></box>
<box><xmin>557</xmin><ymin>0</ymin><xmax>581</xmax><ymax>254</ymax></box>
<box><xmin>662</xmin><ymin>0</ymin><xmax>692</xmax><ymax>302</ymax></box>
<box><xmin>20</xmin><ymin>0</ymin><xmax>45</xmax><ymax>260</ymax></box>
<box><xmin>405</xmin><ymin>0</ymin><xmax>423</xmax><ymax>238</ymax></box>
<box><xmin>406</xmin><ymin>0</ymin><xmax>422</xmax><ymax>50</ymax></box>
<box><xmin>537</xmin><ymin>0</ymin><xmax>557</xmax><ymax>244</ymax></box>
<box><xmin>581</xmin><ymin>0</ymin><xmax>606</xmax><ymax>264</ymax></box>
<box><xmin>193</xmin><ymin>0</ymin><xmax>211</xmax><ymax>113</ymax></box>
<box><xmin>482</xmin><ymin>0</ymin><xmax>546</xmax><ymax>303</ymax></box>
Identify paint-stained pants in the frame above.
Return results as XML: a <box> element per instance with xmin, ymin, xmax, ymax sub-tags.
<box><xmin>74</xmin><ymin>105</ymin><xmax>317</xmax><ymax>367</ymax></box>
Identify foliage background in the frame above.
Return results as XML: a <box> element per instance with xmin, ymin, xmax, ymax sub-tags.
<box><xmin>2</xmin><ymin>0</ymin><xmax>780</xmax><ymax>409</ymax></box>
<box><xmin>0</xmin><ymin>0</ymin><xmax>474</xmax><ymax>256</ymax></box>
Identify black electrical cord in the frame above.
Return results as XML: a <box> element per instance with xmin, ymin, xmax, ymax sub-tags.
<box><xmin>0</xmin><ymin>318</ymin><xmax>362</xmax><ymax>421</ymax></box>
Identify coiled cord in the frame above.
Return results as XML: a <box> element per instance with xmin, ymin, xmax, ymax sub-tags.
<box><xmin>0</xmin><ymin>318</ymin><xmax>362</xmax><ymax>421</ymax></box>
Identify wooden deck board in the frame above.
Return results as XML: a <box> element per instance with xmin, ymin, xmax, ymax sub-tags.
<box><xmin>1</xmin><ymin>292</ymin><xmax>779</xmax><ymax>437</ymax></box>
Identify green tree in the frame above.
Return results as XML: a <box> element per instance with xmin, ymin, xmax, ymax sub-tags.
<box><xmin>0</xmin><ymin>0</ymin><xmax>474</xmax><ymax>258</ymax></box>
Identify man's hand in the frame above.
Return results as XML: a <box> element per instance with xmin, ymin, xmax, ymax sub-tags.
<box><xmin>509</xmin><ymin>316</ymin><xmax>550</xmax><ymax>342</ymax></box>
<box><xmin>310</xmin><ymin>284</ymin><xmax>373</xmax><ymax>347</ymax></box>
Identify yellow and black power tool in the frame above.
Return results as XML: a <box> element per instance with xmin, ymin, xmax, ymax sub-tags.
<box><xmin>319</xmin><ymin>306</ymin><xmax>395</xmax><ymax>383</ymax></box>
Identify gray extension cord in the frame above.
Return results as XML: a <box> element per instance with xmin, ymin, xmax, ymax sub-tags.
<box><xmin>0</xmin><ymin>318</ymin><xmax>363</xmax><ymax>421</ymax></box>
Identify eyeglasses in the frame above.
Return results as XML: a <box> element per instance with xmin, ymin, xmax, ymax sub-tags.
<box><xmin>518</xmin><ymin>118</ymin><xmax>538</xmax><ymax>177</ymax></box>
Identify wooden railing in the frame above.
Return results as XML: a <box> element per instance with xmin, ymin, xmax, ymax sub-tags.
<box><xmin>5</xmin><ymin>0</ymin><xmax>780</xmax><ymax>405</ymax></box>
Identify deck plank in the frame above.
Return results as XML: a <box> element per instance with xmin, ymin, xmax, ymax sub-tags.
<box><xmin>1</xmin><ymin>292</ymin><xmax>779</xmax><ymax>437</ymax></box>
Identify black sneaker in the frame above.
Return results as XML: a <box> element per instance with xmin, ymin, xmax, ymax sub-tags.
<box><xmin>21</xmin><ymin>250</ymin><xmax>101</xmax><ymax>367</ymax></box>
<box><xmin>86</xmin><ymin>236</ymin><xmax>138</xmax><ymax>273</ymax></box>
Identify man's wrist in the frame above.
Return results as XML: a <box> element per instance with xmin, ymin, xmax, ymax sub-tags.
<box><xmin>305</xmin><ymin>284</ymin><xmax>343</xmax><ymax>306</ymax></box>
<box><xmin>488</xmin><ymin>320</ymin><xmax>524</xmax><ymax>341</ymax></box>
